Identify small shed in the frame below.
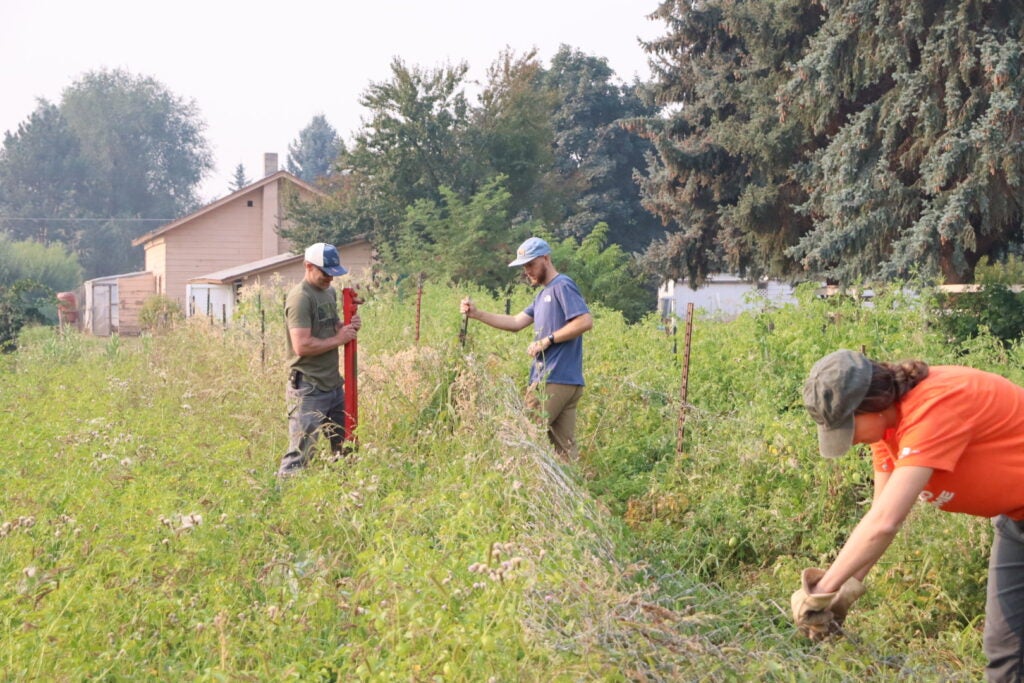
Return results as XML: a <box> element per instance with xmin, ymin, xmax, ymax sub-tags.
<box><xmin>81</xmin><ymin>271</ymin><xmax>154</xmax><ymax>336</ymax></box>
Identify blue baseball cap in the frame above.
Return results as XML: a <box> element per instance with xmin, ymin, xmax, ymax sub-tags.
<box><xmin>508</xmin><ymin>237</ymin><xmax>551</xmax><ymax>267</ymax></box>
<box><xmin>304</xmin><ymin>243</ymin><xmax>348</xmax><ymax>276</ymax></box>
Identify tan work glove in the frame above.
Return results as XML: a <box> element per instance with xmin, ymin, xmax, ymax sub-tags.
<box><xmin>790</xmin><ymin>568</ymin><xmax>836</xmax><ymax>641</ymax></box>
<box><xmin>791</xmin><ymin>569</ymin><xmax>867</xmax><ymax>641</ymax></box>
<box><xmin>830</xmin><ymin>576</ymin><xmax>866</xmax><ymax>627</ymax></box>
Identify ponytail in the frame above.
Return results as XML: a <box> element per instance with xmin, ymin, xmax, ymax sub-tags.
<box><xmin>856</xmin><ymin>359</ymin><xmax>929</xmax><ymax>413</ymax></box>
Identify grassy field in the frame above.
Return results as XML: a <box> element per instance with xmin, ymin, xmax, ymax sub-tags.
<box><xmin>0</xmin><ymin>278</ymin><xmax>1008</xmax><ymax>681</ymax></box>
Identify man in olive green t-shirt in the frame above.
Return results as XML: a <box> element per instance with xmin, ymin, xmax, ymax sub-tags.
<box><xmin>277</xmin><ymin>243</ymin><xmax>362</xmax><ymax>476</ymax></box>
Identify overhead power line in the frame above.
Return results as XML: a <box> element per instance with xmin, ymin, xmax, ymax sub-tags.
<box><xmin>0</xmin><ymin>216</ymin><xmax>174</xmax><ymax>222</ymax></box>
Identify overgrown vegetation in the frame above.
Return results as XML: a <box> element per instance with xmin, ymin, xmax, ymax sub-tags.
<box><xmin>935</xmin><ymin>257</ymin><xmax>1024</xmax><ymax>347</ymax></box>
<box><xmin>138</xmin><ymin>294</ymin><xmax>185</xmax><ymax>333</ymax></box>
<box><xmin>0</xmin><ymin>280</ymin><xmax>1004</xmax><ymax>680</ymax></box>
<box><xmin>0</xmin><ymin>279</ymin><xmax>50</xmax><ymax>351</ymax></box>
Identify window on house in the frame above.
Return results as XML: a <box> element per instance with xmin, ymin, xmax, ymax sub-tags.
<box><xmin>247</xmin><ymin>200</ymin><xmax>254</xmax><ymax>207</ymax></box>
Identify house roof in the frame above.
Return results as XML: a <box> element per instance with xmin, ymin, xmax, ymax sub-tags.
<box><xmin>83</xmin><ymin>270</ymin><xmax>151</xmax><ymax>285</ymax></box>
<box><xmin>188</xmin><ymin>252</ymin><xmax>302</xmax><ymax>284</ymax></box>
<box><xmin>187</xmin><ymin>236</ymin><xmax>371</xmax><ymax>284</ymax></box>
<box><xmin>131</xmin><ymin>171</ymin><xmax>323</xmax><ymax>247</ymax></box>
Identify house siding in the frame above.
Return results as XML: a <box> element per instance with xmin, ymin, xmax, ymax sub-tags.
<box><xmin>244</xmin><ymin>261</ymin><xmax>306</xmax><ymax>288</ymax></box>
<box><xmin>262</xmin><ymin>178</ymin><xmax>279</xmax><ymax>258</ymax></box>
<box><xmin>658</xmin><ymin>277</ymin><xmax>796</xmax><ymax>320</ymax></box>
<box><xmin>137</xmin><ymin>173</ymin><xmax>354</xmax><ymax>314</ymax></box>
<box><xmin>163</xmin><ymin>194</ymin><xmax>267</xmax><ymax>307</ymax></box>
<box><xmin>337</xmin><ymin>241</ymin><xmax>374</xmax><ymax>278</ymax></box>
<box><xmin>145</xmin><ymin>240</ymin><xmax>168</xmax><ymax>295</ymax></box>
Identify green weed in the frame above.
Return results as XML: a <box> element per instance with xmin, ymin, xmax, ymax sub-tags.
<box><xmin>0</xmin><ymin>280</ymin><xmax>999</xmax><ymax>680</ymax></box>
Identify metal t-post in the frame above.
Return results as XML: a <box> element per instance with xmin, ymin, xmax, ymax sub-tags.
<box><xmin>676</xmin><ymin>302</ymin><xmax>695</xmax><ymax>456</ymax></box>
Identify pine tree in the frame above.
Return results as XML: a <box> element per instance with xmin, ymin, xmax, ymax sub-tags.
<box><xmin>286</xmin><ymin>114</ymin><xmax>343</xmax><ymax>185</ymax></box>
<box><xmin>229</xmin><ymin>163</ymin><xmax>250</xmax><ymax>192</ymax></box>
<box><xmin>637</xmin><ymin>0</ymin><xmax>1024</xmax><ymax>286</ymax></box>
<box><xmin>782</xmin><ymin>0</ymin><xmax>1024</xmax><ymax>283</ymax></box>
<box><xmin>636</xmin><ymin>0</ymin><xmax>824</xmax><ymax>286</ymax></box>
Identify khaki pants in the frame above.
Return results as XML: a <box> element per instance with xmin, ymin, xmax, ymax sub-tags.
<box><xmin>525</xmin><ymin>382</ymin><xmax>584</xmax><ymax>459</ymax></box>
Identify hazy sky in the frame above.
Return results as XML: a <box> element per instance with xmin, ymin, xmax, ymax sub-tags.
<box><xmin>1</xmin><ymin>0</ymin><xmax>664</xmax><ymax>204</ymax></box>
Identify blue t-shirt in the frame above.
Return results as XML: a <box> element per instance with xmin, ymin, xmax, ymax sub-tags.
<box><xmin>523</xmin><ymin>273</ymin><xmax>590</xmax><ymax>386</ymax></box>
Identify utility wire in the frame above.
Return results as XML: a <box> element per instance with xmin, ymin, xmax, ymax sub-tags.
<box><xmin>0</xmin><ymin>216</ymin><xmax>174</xmax><ymax>222</ymax></box>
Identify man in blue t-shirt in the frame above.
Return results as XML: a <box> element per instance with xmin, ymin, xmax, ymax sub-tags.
<box><xmin>461</xmin><ymin>237</ymin><xmax>593</xmax><ymax>458</ymax></box>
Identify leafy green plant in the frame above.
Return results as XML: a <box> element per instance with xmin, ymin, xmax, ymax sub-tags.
<box><xmin>934</xmin><ymin>260</ymin><xmax>1024</xmax><ymax>347</ymax></box>
<box><xmin>550</xmin><ymin>223</ymin><xmax>655</xmax><ymax>324</ymax></box>
<box><xmin>0</xmin><ymin>279</ymin><xmax>50</xmax><ymax>351</ymax></box>
<box><xmin>0</xmin><ymin>279</ymin><xmax>1002</xmax><ymax>680</ymax></box>
<box><xmin>138</xmin><ymin>294</ymin><xmax>185</xmax><ymax>333</ymax></box>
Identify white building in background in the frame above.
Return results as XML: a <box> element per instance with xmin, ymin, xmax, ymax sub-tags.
<box><xmin>657</xmin><ymin>275</ymin><xmax>797</xmax><ymax>321</ymax></box>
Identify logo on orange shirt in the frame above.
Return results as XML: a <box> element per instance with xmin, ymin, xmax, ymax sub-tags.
<box><xmin>919</xmin><ymin>490</ymin><xmax>955</xmax><ymax>507</ymax></box>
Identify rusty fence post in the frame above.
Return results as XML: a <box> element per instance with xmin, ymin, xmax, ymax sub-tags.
<box><xmin>260</xmin><ymin>307</ymin><xmax>266</xmax><ymax>369</ymax></box>
<box><xmin>415</xmin><ymin>275</ymin><xmax>424</xmax><ymax>344</ymax></box>
<box><xmin>676</xmin><ymin>302</ymin><xmax>695</xmax><ymax>456</ymax></box>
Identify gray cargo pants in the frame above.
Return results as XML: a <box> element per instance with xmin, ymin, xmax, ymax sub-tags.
<box><xmin>985</xmin><ymin>514</ymin><xmax>1024</xmax><ymax>682</ymax></box>
<box><xmin>277</xmin><ymin>375</ymin><xmax>346</xmax><ymax>475</ymax></box>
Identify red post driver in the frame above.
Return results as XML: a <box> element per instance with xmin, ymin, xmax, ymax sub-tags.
<box><xmin>342</xmin><ymin>287</ymin><xmax>362</xmax><ymax>444</ymax></box>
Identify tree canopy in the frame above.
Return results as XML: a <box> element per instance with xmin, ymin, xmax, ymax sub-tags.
<box><xmin>637</xmin><ymin>0</ymin><xmax>1024</xmax><ymax>286</ymax></box>
<box><xmin>0</xmin><ymin>102</ymin><xmax>89</xmax><ymax>247</ymax></box>
<box><xmin>544</xmin><ymin>46</ymin><xmax>664</xmax><ymax>254</ymax></box>
<box><xmin>0</xmin><ymin>232</ymin><xmax>82</xmax><ymax>293</ymax></box>
<box><xmin>783</xmin><ymin>0</ymin><xmax>1024</xmax><ymax>284</ymax></box>
<box><xmin>0</xmin><ymin>68</ymin><xmax>213</xmax><ymax>279</ymax></box>
<box><xmin>286</xmin><ymin>114</ymin><xmax>344</xmax><ymax>185</ymax></box>
<box><xmin>281</xmin><ymin>48</ymin><xmax>663</xmax><ymax>318</ymax></box>
<box><xmin>229</xmin><ymin>163</ymin><xmax>252</xmax><ymax>192</ymax></box>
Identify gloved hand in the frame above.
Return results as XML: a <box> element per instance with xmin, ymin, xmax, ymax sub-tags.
<box><xmin>790</xmin><ymin>568</ymin><xmax>837</xmax><ymax>641</ymax></box>
<box><xmin>830</xmin><ymin>576</ymin><xmax>866</xmax><ymax>626</ymax></box>
<box><xmin>791</xmin><ymin>568</ymin><xmax>867</xmax><ymax>641</ymax></box>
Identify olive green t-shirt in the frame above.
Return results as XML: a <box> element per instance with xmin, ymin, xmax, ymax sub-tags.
<box><xmin>285</xmin><ymin>280</ymin><xmax>342</xmax><ymax>391</ymax></box>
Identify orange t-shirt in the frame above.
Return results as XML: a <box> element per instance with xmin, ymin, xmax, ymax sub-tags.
<box><xmin>871</xmin><ymin>366</ymin><xmax>1024</xmax><ymax>520</ymax></box>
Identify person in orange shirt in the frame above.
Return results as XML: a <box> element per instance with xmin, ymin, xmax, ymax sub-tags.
<box><xmin>791</xmin><ymin>349</ymin><xmax>1024</xmax><ymax>682</ymax></box>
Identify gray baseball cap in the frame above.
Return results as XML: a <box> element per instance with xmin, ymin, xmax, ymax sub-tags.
<box><xmin>803</xmin><ymin>349</ymin><xmax>873</xmax><ymax>458</ymax></box>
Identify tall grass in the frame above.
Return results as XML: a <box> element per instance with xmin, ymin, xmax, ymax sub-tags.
<box><xmin>0</xmin><ymin>279</ymin><xmax>1008</xmax><ymax>680</ymax></box>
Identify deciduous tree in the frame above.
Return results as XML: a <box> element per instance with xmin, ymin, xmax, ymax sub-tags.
<box><xmin>0</xmin><ymin>101</ymin><xmax>89</xmax><ymax>246</ymax></box>
<box><xmin>473</xmin><ymin>49</ymin><xmax>559</xmax><ymax>222</ymax></box>
<box><xmin>393</xmin><ymin>176</ymin><xmax>529</xmax><ymax>292</ymax></box>
<box><xmin>550</xmin><ymin>223</ymin><xmax>654</xmax><ymax>323</ymax></box>
<box><xmin>545</xmin><ymin>47</ymin><xmax>663</xmax><ymax>254</ymax></box>
<box><xmin>0</xmin><ymin>69</ymin><xmax>213</xmax><ymax>279</ymax></box>
<box><xmin>341</xmin><ymin>59</ymin><xmax>478</xmax><ymax>246</ymax></box>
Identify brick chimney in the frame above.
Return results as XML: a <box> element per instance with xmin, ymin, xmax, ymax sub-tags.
<box><xmin>261</xmin><ymin>152</ymin><xmax>281</xmax><ymax>257</ymax></box>
<box><xmin>264</xmin><ymin>152</ymin><xmax>279</xmax><ymax>176</ymax></box>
